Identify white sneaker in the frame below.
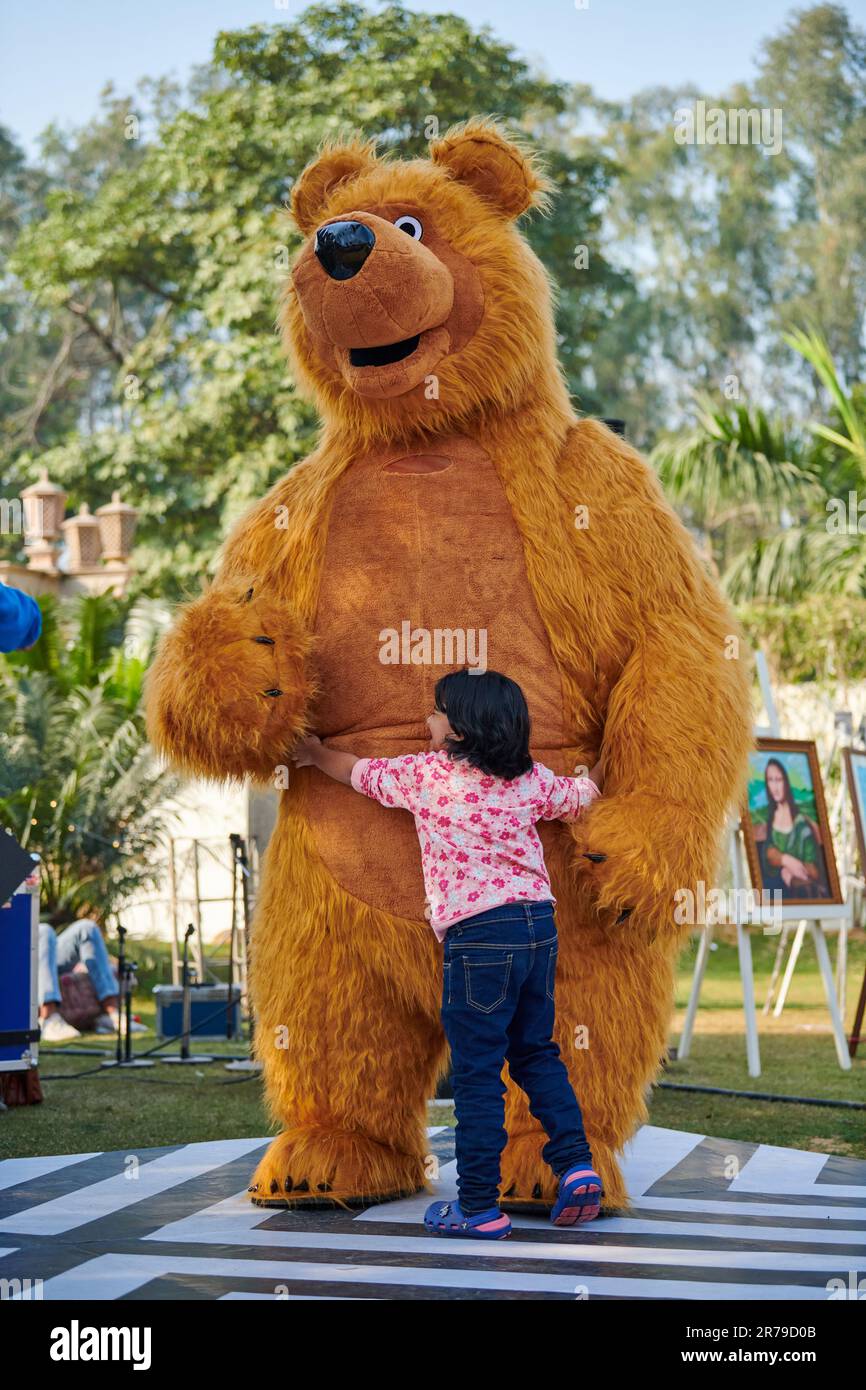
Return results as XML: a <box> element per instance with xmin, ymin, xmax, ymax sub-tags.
<box><xmin>41</xmin><ymin>1013</ymin><xmax>81</xmax><ymax>1043</ymax></box>
<box><xmin>94</xmin><ymin>1012</ymin><xmax>148</xmax><ymax>1035</ymax></box>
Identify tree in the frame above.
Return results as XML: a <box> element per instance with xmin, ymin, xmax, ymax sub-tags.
<box><xmin>652</xmin><ymin>328</ymin><xmax>866</xmax><ymax>602</ymax></box>
<box><xmin>4</xmin><ymin>2</ymin><xmax>625</xmax><ymax>596</ymax></box>
<box><xmin>2</xmin><ymin>2</ymin><xmax>865</xmax><ymax>597</ymax></box>
<box><xmin>594</xmin><ymin>82</ymin><xmax>805</xmax><ymax>424</ymax></box>
<box><xmin>0</xmin><ymin>126</ymin><xmax>80</xmax><ymax>467</ymax></box>
<box><xmin>588</xmin><ymin>5</ymin><xmax>866</xmax><ymax>422</ymax></box>
<box><xmin>755</xmin><ymin>4</ymin><xmax>866</xmax><ymax>385</ymax></box>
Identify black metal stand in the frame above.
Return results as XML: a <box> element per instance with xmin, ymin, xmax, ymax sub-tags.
<box><xmin>226</xmin><ymin>837</ymin><xmax>241</xmax><ymax>1041</ymax></box>
<box><xmin>225</xmin><ymin>835</ymin><xmax>261</xmax><ymax>1074</ymax></box>
<box><xmin>101</xmin><ymin>923</ymin><xmax>153</xmax><ymax>1069</ymax></box>
<box><xmin>162</xmin><ymin>924</ymin><xmax>213</xmax><ymax>1065</ymax></box>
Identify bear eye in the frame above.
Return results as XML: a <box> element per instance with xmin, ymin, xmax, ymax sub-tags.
<box><xmin>394</xmin><ymin>215</ymin><xmax>423</xmax><ymax>240</ymax></box>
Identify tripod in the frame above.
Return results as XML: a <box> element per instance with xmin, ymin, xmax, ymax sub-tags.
<box><xmin>100</xmin><ymin>924</ymin><xmax>153</xmax><ymax>1069</ymax></box>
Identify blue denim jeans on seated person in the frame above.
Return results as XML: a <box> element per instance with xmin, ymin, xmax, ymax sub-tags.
<box><xmin>442</xmin><ymin>899</ymin><xmax>594</xmax><ymax>1214</ymax></box>
<box><xmin>39</xmin><ymin>919</ymin><xmax>119</xmax><ymax>1007</ymax></box>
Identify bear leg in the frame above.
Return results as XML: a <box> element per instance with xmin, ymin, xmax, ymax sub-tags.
<box><xmin>249</xmin><ymin>1123</ymin><xmax>428</xmax><ymax>1209</ymax></box>
<box><xmin>250</xmin><ymin>988</ymin><xmax>447</xmax><ymax>1209</ymax></box>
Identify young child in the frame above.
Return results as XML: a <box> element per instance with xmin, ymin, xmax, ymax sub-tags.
<box><xmin>292</xmin><ymin>667</ymin><xmax>604</xmax><ymax>1241</ymax></box>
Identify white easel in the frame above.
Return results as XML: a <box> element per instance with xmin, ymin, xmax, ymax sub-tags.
<box><xmin>678</xmin><ymin>652</ymin><xmax>853</xmax><ymax>1076</ymax></box>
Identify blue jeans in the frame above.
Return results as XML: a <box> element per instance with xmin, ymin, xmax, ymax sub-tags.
<box><xmin>442</xmin><ymin>899</ymin><xmax>594</xmax><ymax>1213</ymax></box>
<box><xmin>39</xmin><ymin>920</ymin><xmax>118</xmax><ymax>1006</ymax></box>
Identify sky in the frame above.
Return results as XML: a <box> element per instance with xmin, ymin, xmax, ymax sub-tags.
<box><xmin>0</xmin><ymin>0</ymin><xmax>858</xmax><ymax>155</ymax></box>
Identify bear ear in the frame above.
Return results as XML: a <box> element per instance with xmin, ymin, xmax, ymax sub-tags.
<box><xmin>291</xmin><ymin>137</ymin><xmax>379</xmax><ymax>235</ymax></box>
<box><xmin>430</xmin><ymin>119</ymin><xmax>551</xmax><ymax>220</ymax></box>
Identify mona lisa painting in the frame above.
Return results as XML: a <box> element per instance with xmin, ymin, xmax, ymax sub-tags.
<box><xmin>742</xmin><ymin>739</ymin><xmax>842</xmax><ymax>906</ymax></box>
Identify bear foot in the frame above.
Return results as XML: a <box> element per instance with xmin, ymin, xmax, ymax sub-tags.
<box><xmin>248</xmin><ymin>1124</ymin><xmax>427</xmax><ymax>1209</ymax></box>
<box><xmin>498</xmin><ymin>1131</ymin><xmax>629</xmax><ymax>1215</ymax></box>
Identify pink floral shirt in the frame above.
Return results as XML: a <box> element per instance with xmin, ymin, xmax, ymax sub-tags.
<box><xmin>350</xmin><ymin>751</ymin><xmax>600</xmax><ymax>940</ymax></box>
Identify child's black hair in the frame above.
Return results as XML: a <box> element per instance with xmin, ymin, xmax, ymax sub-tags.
<box><xmin>433</xmin><ymin>668</ymin><xmax>533</xmax><ymax>781</ymax></box>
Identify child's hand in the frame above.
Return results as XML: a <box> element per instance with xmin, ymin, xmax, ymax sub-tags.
<box><xmin>292</xmin><ymin>737</ymin><xmax>359</xmax><ymax>786</ymax></box>
<box><xmin>292</xmin><ymin>734</ymin><xmax>322</xmax><ymax>768</ymax></box>
<box><xmin>588</xmin><ymin>759</ymin><xmax>604</xmax><ymax>791</ymax></box>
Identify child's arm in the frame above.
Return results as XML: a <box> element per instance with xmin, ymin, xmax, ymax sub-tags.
<box><xmin>295</xmin><ymin>737</ymin><xmax>425</xmax><ymax>811</ymax></box>
<box><xmin>292</xmin><ymin>734</ymin><xmax>358</xmax><ymax>786</ymax></box>
<box><xmin>539</xmin><ymin>761</ymin><xmax>603</xmax><ymax>822</ymax></box>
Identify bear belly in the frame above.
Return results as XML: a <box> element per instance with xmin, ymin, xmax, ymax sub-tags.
<box><xmin>306</xmin><ymin>434</ymin><xmax>573</xmax><ymax>921</ymax></box>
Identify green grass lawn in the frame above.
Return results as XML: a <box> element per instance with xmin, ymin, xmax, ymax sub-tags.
<box><xmin>1</xmin><ymin>929</ymin><xmax>864</xmax><ymax>1161</ymax></box>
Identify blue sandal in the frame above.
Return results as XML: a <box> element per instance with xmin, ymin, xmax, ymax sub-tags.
<box><xmin>423</xmin><ymin>1199</ymin><xmax>512</xmax><ymax>1239</ymax></box>
<box><xmin>551</xmin><ymin>1167</ymin><xmax>603</xmax><ymax>1226</ymax></box>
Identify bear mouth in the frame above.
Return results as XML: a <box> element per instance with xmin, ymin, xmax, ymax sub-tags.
<box><xmin>349</xmin><ymin>334</ymin><xmax>421</xmax><ymax>368</ymax></box>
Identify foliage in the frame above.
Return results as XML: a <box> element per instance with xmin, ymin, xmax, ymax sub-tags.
<box><xmin>595</xmin><ymin>3</ymin><xmax>866</xmax><ymax>420</ymax></box>
<box><xmin>738</xmin><ymin>594</ymin><xmax>866</xmax><ymax>687</ymax></box>
<box><xmin>1</xmin><ymin>2</ymin><xmax>627</xmax><ymax>597</ymax></box>
<box><xmin>0</xmin><ymin>2</ymin><xmax>864</xmax><ymax>609</ymax></box>
<box><xmin>0</xmin><ymin>594</ymin><xmax>176</xmax><ymax>925</ymax></box>
<box><xmin>653</xmin><ymin>328</ymin><xmax>866</xmax><ymax>601</ymax></box>
<box><xmin>756</xmin><ymin>3</ymin><xmax>866</xmax><ymax>385</ymax></box>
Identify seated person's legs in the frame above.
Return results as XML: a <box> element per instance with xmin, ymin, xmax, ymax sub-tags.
<box><xmin>54</xmin><ymin>919</ymin><xmax>146</xmax><ymax>1035</ymax></box>
<box><xmin>55</xmin><ymin>919</ymin><xmax>119</xmax><ymax>1007</ymax></box>
<box><xmin>38</xmin><ymin>920</ymin><xmax>60</xmax><ymax>1013</ymax></box>
<box><xmin>38</xmin><ymin>922</ymin><xmax>81</xmax><ymax>1041</ymax></box>
<box><xmin>40</xmin><ymin>919</ymin><xmax>145</xmax><ymax>1036</ymax></box>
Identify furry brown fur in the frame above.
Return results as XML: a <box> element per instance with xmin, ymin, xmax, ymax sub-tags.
<box><xmin>146</xmin><ymin>120</ymin><xmax>752</xmax><ymax>1213</ymax></box>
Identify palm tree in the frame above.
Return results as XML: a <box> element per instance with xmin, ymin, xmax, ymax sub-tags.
<box><xmin>786</xmin><ymin>327</ymin><xmax>866</xmax><ymax>477</ymax></box>
<box><xmin>651</xmin><ymin>329</ymin><xmax>866</xmax><ymax>601</ymax></box>
<box><xmin>0</xmin><ymin>593</ymin><xmax>176</xmax><ymax>924</ymax></box>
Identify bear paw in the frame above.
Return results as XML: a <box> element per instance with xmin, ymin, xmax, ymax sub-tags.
<box><xmin>248</xmin><ymin>1125</ymin><xmax>426</xmax><ymax>1209</ymax></box>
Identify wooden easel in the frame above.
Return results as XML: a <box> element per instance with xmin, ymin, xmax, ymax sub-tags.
<box><xmin>850</xmin><ymin>966</ymin><xmax>866</xmax><ymax>1059</ymax></box>
<box><xmin>678</xmin><ymin>652</ymin><xmax>853</xmax><ymax>1076</ymax></box>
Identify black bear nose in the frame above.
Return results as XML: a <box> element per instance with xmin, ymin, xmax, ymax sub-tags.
<box><xmin>314</xmin><ymin>221</ymin><xmax>375</xmax><ymax>280</ymax></box>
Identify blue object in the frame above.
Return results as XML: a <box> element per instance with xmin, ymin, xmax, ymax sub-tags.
<box><xmin>551</xmin><ymin>1166</ymin><xmax>604</xmax><ymax>1226</ymax></box>
<box><xmin>0</xmin><ymin>884</ymin><xmax>39</xmax><ymax>1072</ymax></box>
<box><xmin>442</xmin><ymin>899</ymin><xmax>594</xmax><ymax>1213</ymax></box>
<box><xmin>0</xmin><ymin>583</ymin><xmax>41</xmax><ymax>652</ymax></box>
<box><xmin>423</xmin><ymin>1198</ymin><xmax>512</xmax><ymax>1239</ymax></box>
<box><xmin>153</xmin><ymin>983</ymin><xmax>242</xmax><ymax>1039</ymax></box>
<box><xmin>39</xmin><ymin>918</ymin><xmax>119</xmax><ymax>1006</ymax></box>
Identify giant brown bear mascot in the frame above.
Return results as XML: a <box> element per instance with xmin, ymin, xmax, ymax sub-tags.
<box><xmin>147</xmin><ymin>120</ymin><xmax>752</xmax><ymax>1212</ymax></box>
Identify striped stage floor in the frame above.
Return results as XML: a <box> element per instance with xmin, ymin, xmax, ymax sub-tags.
<box><xmin>1</xmin><ymin>1124</ymin><xmax>864</xmax><ymax>1300</ymax></box>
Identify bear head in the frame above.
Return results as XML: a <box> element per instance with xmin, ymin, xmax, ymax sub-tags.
<box><xmin>281</xmin><ymin>120</ymin><xmax>566</xmax><ymax>441</ymax></box>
